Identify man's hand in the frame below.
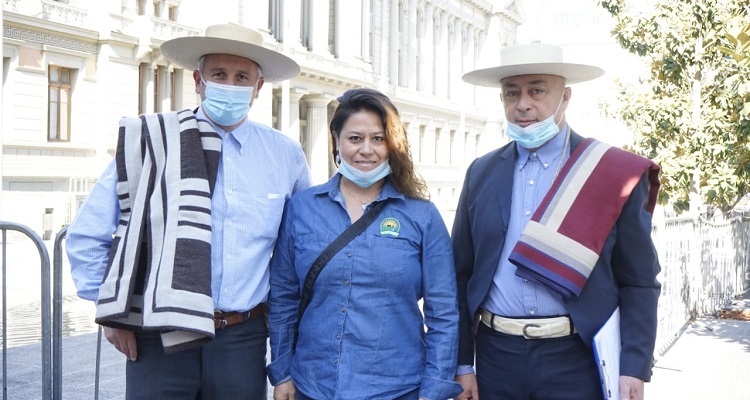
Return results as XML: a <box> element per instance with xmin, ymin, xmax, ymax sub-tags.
<box><xmin>619</xmin><ymin>375</ymin><xmax>645</xmax><ymax>400</ymax></box>
<box><xmin>103</xmin><ymin>326</ymin><xmax>137</xmax><ymax>361</ymax></box>
<box><xmin>455</xmin><ymin>373</ymin><xmax>479</xmax><ymax>400</ymax></box>
<box><xmin>273</xmin><ymin>380</ymin><xmax>296</xmax><ymax>400</ymax></box>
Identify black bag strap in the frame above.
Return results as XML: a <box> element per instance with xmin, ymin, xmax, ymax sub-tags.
<box><xmin>292</xmin><ymin>200</ymin><xmax>388</xmax><ymax>351</ymax></box>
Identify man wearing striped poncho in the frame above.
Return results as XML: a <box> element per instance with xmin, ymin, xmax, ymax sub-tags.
<box><xmin>66</xmin><ymin>24</ymin><xmax>310</xmax><ymax>399</ymax></box>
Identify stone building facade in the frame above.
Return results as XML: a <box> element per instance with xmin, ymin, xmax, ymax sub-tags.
<box><xmin>1</xmin><ymin>0</ymin><xmax>522</xmax><ymax>234</ymax></box>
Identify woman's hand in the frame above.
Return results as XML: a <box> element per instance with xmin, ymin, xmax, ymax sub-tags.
<box><xmin>274</xmin><ymin>380</ymin><xmax>297</xmax><ymax>400</ymax></box>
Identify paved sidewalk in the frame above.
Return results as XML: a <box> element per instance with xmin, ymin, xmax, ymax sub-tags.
<box><xmin>1</xmin><ymin>331</ymin><xmax>276</xmax><ymax>400</ymax></box>
<box><xmin>4</xmin><ymin>319</ymin><xmax>749</xmax><ymax>399</ymax></box>
<box><xmin>647</xmin><ymin>318</ymin><xmax>750</xmax><ymax>400</ymax></box>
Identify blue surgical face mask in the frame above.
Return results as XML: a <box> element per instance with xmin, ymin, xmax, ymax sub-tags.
<box><xmin>201</xmin><ymin>77</ymin><xmax>256</xmax><ymax>127</ymax></box>
<box><xmin>505</xmin><ymin>92</ymin><xmax>565</xmax><ymax>149</ymax></box>
<box><xmin>337</xmin><ymin>158</ymin><xmax>392</xmax><ymax>188</ymax></box>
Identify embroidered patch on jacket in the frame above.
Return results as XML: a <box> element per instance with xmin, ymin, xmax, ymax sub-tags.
<box><xmin>379</xmin><ymin>218</ymin><xmax>400</xmax><ymax>237</ymax></box>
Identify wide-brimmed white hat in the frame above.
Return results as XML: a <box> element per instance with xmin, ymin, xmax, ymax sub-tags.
<box><xmin>462</xmin><ymin>43</ymin><xmax>604</xmax><ymax>87</ymax></box>
<box><xmin>160</xmin><ymin>23</ymin><xmax>300</xmax><ymax>82</ymax></box>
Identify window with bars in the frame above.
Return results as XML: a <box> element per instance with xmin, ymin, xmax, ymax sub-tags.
<box><xmin>48</xmin><ymin>66</ymin><xmax>72</xmax><ymax>142</ymax></box>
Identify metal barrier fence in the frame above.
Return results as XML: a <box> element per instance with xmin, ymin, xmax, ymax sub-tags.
<box><xmin>651</xmin><ymin>215</ymin><xmax>750</xmax><ymax>355</ymax></box>
<box><xmin>1</xmin><ymin>215</ymin><xmax>749</xmax><ymax>398</ymax></box>
<box><xmin>0</xmin><ymin>224</ymin><xmax>103</xmax><ymax>400</ymax></box>
<box><xmin>0</xmin><ymin>222</ymin><xmax>52</xmax><ymax>400</ymax></box>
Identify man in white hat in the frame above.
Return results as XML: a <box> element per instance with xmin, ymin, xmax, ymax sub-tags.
<box><xmin>66</xmin><ymin>24</ymin><xmax>311</xmax><ymax>399</ymax></box>
<box><xmin>452</xmin><ymin>43</ymin><xmax>661</xmax><ymax>400</ymax></box>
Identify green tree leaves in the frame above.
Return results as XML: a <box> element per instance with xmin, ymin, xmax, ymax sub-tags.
<box><xmin>598</xmin><ymin>0</ymin><xmax>750</xmax><ymax>215</ymax></box>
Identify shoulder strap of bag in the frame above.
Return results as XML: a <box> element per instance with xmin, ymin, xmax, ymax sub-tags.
<box><xmin>292</xmin><ymin>200</ymin><xmax>388</xmax><ymax>351</ymax></box>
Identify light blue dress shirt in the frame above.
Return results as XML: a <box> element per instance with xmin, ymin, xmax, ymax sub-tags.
<box><xmin>483</xmin><ymin>127</ymin><xmax>571</xmax><ymax>317</ymax></box>
<box><xmin>268</xmin><ymin>174</ymin><xmax>463</xmax><ymax>400</ymax></box>
<box><xmin>66</xmin><ymin>108</ymin><xmax>311</xmax><ymax>312</ymax></box>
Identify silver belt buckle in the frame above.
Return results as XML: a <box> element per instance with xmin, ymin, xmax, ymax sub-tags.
<box><xmin>522</xmin><ymin>323</ymin><xmax>543</xmax><ymax>339</ymax></box>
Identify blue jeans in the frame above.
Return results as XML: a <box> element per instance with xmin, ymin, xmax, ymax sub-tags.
<box><xmin>475</xmin><ymin>322</ymin><xmax>603</xmax><ymax>400</ymax></box>
<box><xmin>125</xmin><ymin>316</ymin><xmax>268</xmax><ymax>399</ymax></box>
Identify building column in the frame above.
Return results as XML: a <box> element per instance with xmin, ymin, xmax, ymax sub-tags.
<box><xmin>333</xmin><ymin>0</ymin><xmax>363</xmax><ymax>61</ymax></box>
<box><xmin>406</xmin><ymin>0</ymin><xmax>417</xmax><ymax>90</ymax></box>
<box><xmin>361</xmin><ymin>0</ymin><xmax>371</xmax><ymax>61</ymax></box>
<box><xmin>389</xmin><ymin>0</ymin><xmax>399</xmax><ymax>85</ymax></box>
<box><xmin>473</xmin><ymin>30</ymin><xmax>485</xmax><ymax>105</ymax></box>
<box><xmin>464</xmin><ymin>130</ymin><xmax>477</xmax><ymax>165</ymax></box>
<box><xmin>420</xmin><ymin>4</ymin><xmax>434</xmax><ymax>93</ymax></box>
<box><xmin>309</xmin><ymin>0</ymin><xmax>331</xmax><ymax>55</ymax></box>
<box><xmin>276</xmin><ymin>81</ymin><xmax>291</xmax><ymax>137</ymax></box>
<box><xmin>303</xmin><ymin>95</ymin><xmax>335</xmax><ymax>184</ymax></box>
<box><xmin>283</xmin><ymin>0</ymin><xmax>302</xmax><ymax>47</ymax></box>
<box><xmin>288</xmin><ymin>88</ymin><xmax>308</xmax><ymax>143</ymax></box>
<box><xmin>144</xmin><ymin>62</ymin><xmax>156</xmax><ymax>113</ymax></box>
<box><xmin>448</xmin><ymin>18</ymin><xmax>462</xmax><ymax>99</ymax></box>
<box><xmin>434</xmin><ymin>10</ymin><xmax>448</xmax><ymax>98</ymax></box>
<box><xmin>464</xmin><ymin>25</ymin><xmax>476</xmax><ymax>101</ymax></box>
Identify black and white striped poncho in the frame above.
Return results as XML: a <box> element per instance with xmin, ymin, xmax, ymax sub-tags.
<box><xmin>95</xmin><ymin>109</ymin><xmax>222</xmax><ymax>353</ymax></box>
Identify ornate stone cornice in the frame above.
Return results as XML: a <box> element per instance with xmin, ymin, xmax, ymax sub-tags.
<box><xmin>3</xmin><ymin>25</ymin><xmax>98</xmax><ymax>54</ymax></box>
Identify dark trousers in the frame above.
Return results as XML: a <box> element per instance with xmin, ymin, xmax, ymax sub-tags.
<box><xmin>295</xmin><ymin>387</ymin><xmax>419</xmax><ymax>400</ymax></box>
<box><xmin>295</xmin><ymin>389</ymin><xmax>419</xmax><ymax>400</ymax></box>
<box><xmin>475</xmin><ymin>322</ymin><xmax>603</xmax><ymax>400</ymax></box>
<box><xmin>125</xmin><ymin>316</ymin><xmax>268</xmax><ymax>400</ymax></box>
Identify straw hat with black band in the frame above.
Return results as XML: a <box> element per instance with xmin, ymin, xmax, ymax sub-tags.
<box><xmin>160</xmin><ymin>23</ymin><xmax>300</xmax><ymax>82</ymax></box>
<box><xmin>462</xmin><ymin>43</ymin><xmax>604</xmax><ymax>87</ymax></box>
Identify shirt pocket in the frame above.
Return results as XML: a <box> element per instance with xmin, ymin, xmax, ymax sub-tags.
<box><xmin>370</xmin><ymin>236</ymin><xmax>417</xmax><ymax>277</ymax></box>
<box><xmin>249</xmin><ymin>194</ymin><xmax>286</xmax><ymax>240</ymax></box>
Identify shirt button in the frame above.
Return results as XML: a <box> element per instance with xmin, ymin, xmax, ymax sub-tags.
<box><xmin>224</xmin><ymin>133</ymin><xmax>230</xmax><ymax>139</ymax></box>
<box><xmin>343</xmin><ymin>279</ymin><xmax>350</xmax><ymax>286</ymax></box>
<box><xmin>336</xmin><ymin>333</ymin><xmax>342</xmax><ymax>340</ymax></box>
<box><xmin>225</xmin><ymin>157</ymin><xmax>231</xmax><ymax>162</ymax></box>
<box><xmin>529</xmin><ymin>180</ymin><xmax>534</xmax><ymax>185</ymax></box>
<box><xmin>529</xmin><ymin>310</ymin><xmax>536</xmax><ymax>315</ymax></box>
<box><xmin>543</xmin><ymin>163</ymin><xmax>549</xmax><ymax>168</ymax></box>
<box><xmin>333</xmin><ymin>358</ymin><xmax>338</xmax><ymax>365</ymax></box>
<box><xmin>227</xmin><ymin>189</ymin><xmax>233</xmax><ymax>194</ymax></box>
<box><xmin>525</xmin><ymin>210</ymin><xmax>531</xmax><ymax>216</ymax></box>
<box><xmin>228</xmin><ymin>221</ymin><xmax>233</xmax><ymax>226</ymax></box>
<box><xmin>226</xmin><ymin>254</ymin><xmax>232</xmax><ymax>260</ymax></box>
<box><xmin>346</xmin><ymin>252</ymin><xmax>352</xmax><ymax>257</ymax></box>
<box><xmin>532</xmin><ymin>152</ymin><xmax>537</xmax><ymax>157</ymax></box>
<box><xmin>340</xmin><ymin>306</ymin><xmax>346</xmax><ymax>313</ymax></box>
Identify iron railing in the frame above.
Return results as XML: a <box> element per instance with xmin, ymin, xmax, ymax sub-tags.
<box><xmin>0</xmin><ymin>222</ymin><xmax>52</xmax><ymax>400</ymax></box>
<box><xmin>652</xmin><ymin>215</ymin><xmax>750</xmax><ymax>355</ymax></box>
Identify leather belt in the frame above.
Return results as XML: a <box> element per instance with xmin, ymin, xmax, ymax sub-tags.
<box><xmin>480</xmin><ymin>308</ymin><xmax>576</xmax><ymax>339</ymax></box>
<box><xmin>214</xmin><ymin>303</ymin><xmax>267</xmax><ymax>330</ymax></box>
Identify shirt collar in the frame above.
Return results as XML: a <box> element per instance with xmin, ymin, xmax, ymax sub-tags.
<box><xmin>314</xmin><ymin>174</ymin><xmax>407</xmax><ymax>203</ymax></box>
<box><xmin>195</xmin><ymin>106</ymin><xmax>251</xmax><ymax>149</ymax></box>
<box><xmin>516</xmin><ymin>124</ymin><xmax>569</xmax><ymax>170</ymax></box>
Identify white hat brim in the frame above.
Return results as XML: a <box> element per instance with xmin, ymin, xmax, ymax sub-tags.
<box><xmin>161</xmin><ymin>37</ymin><xmax>300</xmax><ymax>82</ymax></box>
<box><xmin>462</xmin><ymin>62</ymin><xmax>605</xmax><ymax>87</ymax></box>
